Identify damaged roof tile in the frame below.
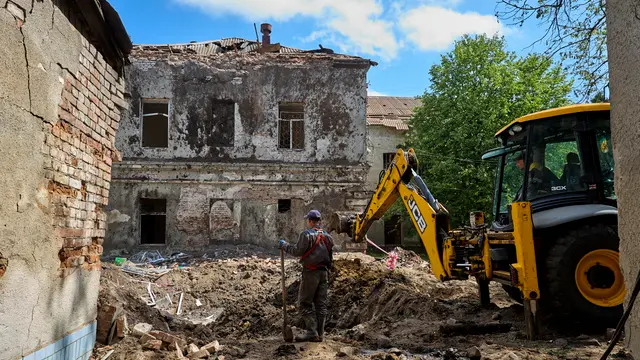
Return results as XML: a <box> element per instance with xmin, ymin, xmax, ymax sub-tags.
<box><xmin>367</xmin><ymin>96</ymin><xmax>421</xmax><ymax>130</ymax></box>
<box><xmin>134</xmin><ymin>38</ymin><xmax>302</xmax><ymax>55</ymax></box>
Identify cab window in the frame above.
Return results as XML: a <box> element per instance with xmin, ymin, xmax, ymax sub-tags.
<box><xmin>499</xmin><ymin>152</ymin><xmax>525</xmax><ymax>214</ymax></box>
<box><xmin>527</xmin><ymin>116</ymin><xmax>587</xmax><ymax>200</ymax></box>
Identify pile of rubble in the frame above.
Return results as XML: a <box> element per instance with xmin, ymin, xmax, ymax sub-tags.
<box><xmin>93</xmin><ymin>245</ymin><xmax>632</xmax><ymax>359</ymax></box>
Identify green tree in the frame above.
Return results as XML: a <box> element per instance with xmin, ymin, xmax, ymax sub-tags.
<box><xmin>394</xmin><ymin>35</ymin><xmax>572</xmax><ymax>228</ymax></box>
<box><xmin>496</xmin><ymin>0</ymin><xmax>606</xmax><ymax>101</ymax></box>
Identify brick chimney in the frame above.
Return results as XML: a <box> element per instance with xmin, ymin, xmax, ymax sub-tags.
<box><xmin>260</xmin><ymin>23</ymin><xmax>272</xmax><ymax>46</ymax></box>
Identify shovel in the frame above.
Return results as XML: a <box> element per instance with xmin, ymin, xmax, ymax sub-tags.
<box><xmin>281</xmin><ymin>249</ymin><xmax>294</xmax><ymax>342</ymax></box>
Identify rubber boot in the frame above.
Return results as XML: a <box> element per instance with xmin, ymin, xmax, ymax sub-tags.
<box><xmin>295</xmin><ymin>315</ymin><xmax>320</xmax><ymax>342</ymax></box>
<box><xmin>316</xmin><ymin>315</ymin><xmax>326</xmax><ymax>342</ymax></box>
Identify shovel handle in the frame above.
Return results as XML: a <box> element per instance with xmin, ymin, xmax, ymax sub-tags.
<box><xmin>280</xmin><ymin>249</ymin><xmax>287</xmax><ymax>324</ymax></box>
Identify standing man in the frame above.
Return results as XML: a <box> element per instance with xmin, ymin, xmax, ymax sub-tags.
<box><xmin>279</xmin><ymin>210</ymin><xmax>334</xmax><ymax>342</ymax></box>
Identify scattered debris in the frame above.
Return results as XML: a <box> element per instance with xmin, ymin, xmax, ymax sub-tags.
<box><xmin>132</xmin><ymin>323</ymin><xmax>153</xmax><ymax>337</ymax></box>
<box><xmin>142</xmin><ymin>339</ymin><xmax>162</xmax><ymax>350</ymax></box>
<box><xmin>189</xmin><ymin>348</ymin><xmax>210</xmax><ymax>359</ymax></box>
<box><xmin>96</xmin><ymin>305</ymin><xmax>123</xmax><ymax>345</ymax></box>
<box><xmin>139</xmin><ymin>333</ymin><xmax>156</xmax><ymax>344</ymax></box>
<box><xmin>187</xmin><ymin>343</ymin><xmax>200</xmax><ymax>355</ymax></box>
<box><xmin>177</xmin><ymin>292</ymin><xmax>184</xmax><ymax>315</ymax></box>
<box><xmin>202</xmin><ymin>340</ymin><xmax>221</xmax><ymax>353</ymax></box>
<box><xmin>100</xmin><ymin>349</ymin><xmax>114</xmax><ymax>360</ymax></box>
<box><xmin>129</xmin><ymin>250</ymin><xmax>165</xmax><ymax>264</ymax></box>
<box><xmin>347</xmin><ymin>324</ymin><xmax>366</xmax><ymax>341</ymax></box>
<box><xmin>175</xmin><ymin>342</ymin><xmax>185</xmax><ymax>359</ymax></box>
<box><xmin>149</xmin><ymin>330</ymin><xmax>186</xmax><ymax>348</ymax></box>
<box><xmin>120</xmin><ymin>263</ymin><xmax>171</xmax><ymax>279</ymax></box>
<box><xmin>95</xmin><ymin>246</ymin><xmax>632</xmax><ymax>359</ymax></box>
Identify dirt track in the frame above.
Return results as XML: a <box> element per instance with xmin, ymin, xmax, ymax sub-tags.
<box><xmin>93</xmin><ymin>245</ymin><xmax>631</xmax><ymax>359</ymax></box>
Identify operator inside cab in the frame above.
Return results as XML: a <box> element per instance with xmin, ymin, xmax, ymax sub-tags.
<box><xmin>513</xmin><ymin>151</ymin><xmax>559</xmax><ymax>200</ymax></box>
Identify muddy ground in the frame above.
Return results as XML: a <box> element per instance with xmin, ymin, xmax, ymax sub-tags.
<box><xmin>92</xmin><ymin>245</ymin><xmax>631</xmax><ymax>360</ymax></box>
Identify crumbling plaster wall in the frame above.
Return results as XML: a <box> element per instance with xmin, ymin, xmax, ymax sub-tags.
<box><xmin>115</xmin><ymin>54</ymin><xmax>369</xmax><ymax>164</ymax></box>
<box><xmin>364</xmin><ymin>125</ymin><xmax>420</xmax><ymax>247</ymax></box>
<box><xmin>606</xmin><ymin>0</ymin><xmax>640</xmax><ymax>355</ymax></box>
<box><xmin>365</xmin><ymin>125</ymin><xmax>406</xmax><ymax>188</ymax></box>
<box><xmin>0</xmin><ymin>0</ymin><xmax>125</xmax><ymax>358</ymax></box>
<box><xmin>105</xmin><ymin>162</ymin><xmax>369</xmax><ymax>250</ymax></box>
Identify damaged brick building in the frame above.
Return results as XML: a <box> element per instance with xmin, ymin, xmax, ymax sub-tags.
<box><xmin>0</xmin><ymin>0</ymin><xmax>131</xmax><ymax>358</ymax></box>
<box><xmin>104</xmin><ymin>27</ymin><xmax>376</xmax><ymax>251</ymax></box>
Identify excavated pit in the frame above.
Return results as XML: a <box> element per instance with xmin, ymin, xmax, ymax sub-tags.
<box><xmin>95</xmin><ymin>245</ymin><xmax>631</xmax><ymax>359</ymax></box>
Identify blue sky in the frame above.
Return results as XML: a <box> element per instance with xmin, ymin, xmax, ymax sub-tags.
<box><xmin>110</xmin><ymin>0</ymin><xmax>548</xmax><ymax>97</ymax></box>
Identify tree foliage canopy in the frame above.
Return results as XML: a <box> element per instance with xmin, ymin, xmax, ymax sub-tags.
<box><xmin>496</xmin><ymin>0</ymin><xmax>607</xmax><ymax>100</ymax></box>
<box><xmin>389</xmin><ymin>35</ymin><xmax>572</xmax><ymax>228</ymax></box>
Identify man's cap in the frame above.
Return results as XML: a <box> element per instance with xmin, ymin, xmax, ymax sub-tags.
<box><xmin>304</xmin><ymin>210</ymin><xmax>321</xmax><ymax>220</ymax></box>
<box><xmin>515</xmin><ymin>151</ymin><xmax>525</xmax><ymax>161</ymax></box>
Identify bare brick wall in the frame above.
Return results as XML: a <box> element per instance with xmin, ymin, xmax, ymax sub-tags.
<box><xmin>37</xmin><ymin>6</ymin><xmax>127</xmax><ymax>271</ymax></box>
<box><xmin>1</xmin><ymin>0</ymin><xmax>130</xmax><ymax>357</ymax></box>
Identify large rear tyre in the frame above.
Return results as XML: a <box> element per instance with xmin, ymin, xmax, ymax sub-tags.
<box><xmin>544</xmin><ymin>224</ymin><xmax>624</xmax><ymax>327</ymax></box>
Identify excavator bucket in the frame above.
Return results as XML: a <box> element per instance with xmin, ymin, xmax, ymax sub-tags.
<box><xmin>327</xmin><ymin>211</ymin><xmax>359</xmax><ymax>240</ymax></box>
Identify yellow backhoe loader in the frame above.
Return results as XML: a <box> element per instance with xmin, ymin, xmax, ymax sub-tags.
<box><xmin>330</xmin><ymin>103</ymin><xmax>623</xmax><ymax>339</ymax></box>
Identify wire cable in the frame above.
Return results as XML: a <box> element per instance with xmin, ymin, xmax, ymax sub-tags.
<box><xmin>600</xmin><ymin>266</ymin><xmax>640</xmax><ymax>359</ymax></box>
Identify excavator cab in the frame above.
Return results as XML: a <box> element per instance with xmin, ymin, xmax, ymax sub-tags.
<box><xmin>486</xmin><ymin>104</ymin><xmax>615</xmax><ymax>230</ymax></box>
<box><xmin>483</xmin><ymin>104</ymin><xmax>623</xmax><ymax>326</ymax></box>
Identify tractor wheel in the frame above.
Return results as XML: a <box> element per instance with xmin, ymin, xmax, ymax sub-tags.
<box><xmin>501</xmin><ymin>284</ymin><xmax>523</xmax><ymax>304</ymax></box>
<box><xmin>544</xmin><ymin>224</ymin><xmax>624</xmax><ymax>327</ymax></box>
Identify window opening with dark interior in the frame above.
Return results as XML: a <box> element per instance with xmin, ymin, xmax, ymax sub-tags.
<box><xmin>140</xmin><ymin>198</ymin><xmax>166</xmax><ymax>244</ymax></box>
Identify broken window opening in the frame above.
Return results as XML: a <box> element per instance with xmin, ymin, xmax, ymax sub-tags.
<box><xmin>383</xmin><ymin>152</ymin><xmax>396</xmax><ymax>170</ymax></box>
<box><xmin>140</xmin><ymin>198</ymin><xmax>166</xmax><ymax>245</ymax></box>
<box><xmin>142</xmin><ymin>99</ymin><xmax>169</xmax><ymax>148</ymax></box>
<box><xmin>278</xmin><ymin>102</ymin><xmax>305</xmax><ymax>150</ymax></box>
<box><xmin>211</xmin><ymin>99</ymin><xmax>235</xmax><ymax>147</ymax></box>
<box><xmin>278</xmin><ymin>199</ymin><xmax>291</xmax><ymax>213</ymax></box>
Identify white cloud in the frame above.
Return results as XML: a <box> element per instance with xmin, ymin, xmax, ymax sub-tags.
<box><xmin>368</xmin><ymin>89</ymin><xmax>387</xmax><ymax>96</ymax></box>
<box><xmin>399</xmin><ymin>6</ymin><xmax>504</xmax><ymax>51</ymax></box>
<box><xmin>174</xmin><ymin>0</ymin><xmax>507</xmax><ymax>61</ymax></box>
<box><xmin>175</xmin><ymin>0</ymin><xmax>399</xmax><ymax>60</ymax></box>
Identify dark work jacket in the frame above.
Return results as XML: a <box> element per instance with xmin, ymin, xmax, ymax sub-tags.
<box><xmin>283</xmin><ymin>227</ymin><xmax>334</xmax><ymax>271</ymax></box>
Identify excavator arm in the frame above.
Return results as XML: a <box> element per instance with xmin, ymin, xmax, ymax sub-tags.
<box><xmin>331</xmin><ymin>148</ymin><xmax>452</xmax><ymax>280</ymax></box>
<box><xmin>330</xmin><ymin>147</ymin><xmax>542</xmax><ymax>339</ymax></box>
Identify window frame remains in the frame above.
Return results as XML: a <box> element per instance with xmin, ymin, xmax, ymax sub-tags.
<box><xmin>382</xmin><ymin>152</ymin><xmax>396</xmax><ymax>170</ymax></box>
<box><xmin>278</xmin><ymin>102</ymin><xmax>305</xmax><ymax>150</ymax></box>
<box><xmin>141</xmin><ymin>98</ymin><xmax>170</xmax><ymax>149</ymax></box>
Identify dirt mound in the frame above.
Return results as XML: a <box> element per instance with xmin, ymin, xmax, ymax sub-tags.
<box><xmin>96</xmin><ymin>246</ymin><xmax>631</xmax><ymax>359</ymax></box>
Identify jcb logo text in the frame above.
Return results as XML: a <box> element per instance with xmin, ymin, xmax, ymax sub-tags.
<box><xmin>408</xmin><ymin>196</ymin><xmax>427</xmax><ymax>233</ymax></box>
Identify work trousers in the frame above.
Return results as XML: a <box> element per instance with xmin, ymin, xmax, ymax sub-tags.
<box><xmin>298</xmin><ymin>269</ymin><xmax>329</xmax><ymax>318</ymax></box>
